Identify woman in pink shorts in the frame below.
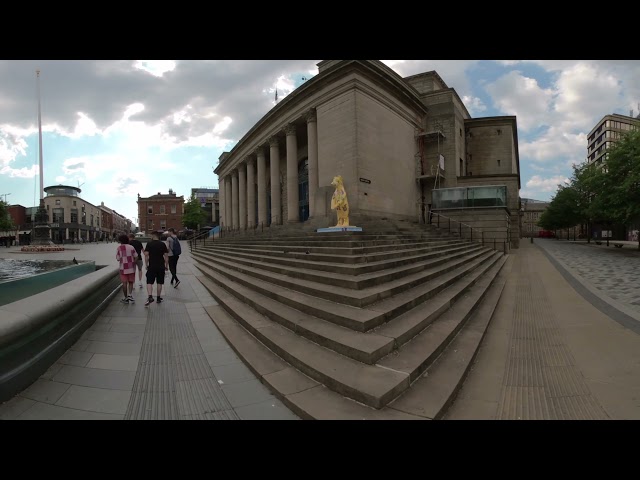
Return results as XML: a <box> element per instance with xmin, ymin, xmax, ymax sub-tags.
<box><xmin>116</xmin><ymin>234</ymin><xmax>138</xmax><ymax>304</ymax></box>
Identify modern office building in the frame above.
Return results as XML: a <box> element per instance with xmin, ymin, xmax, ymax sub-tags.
<box><xmin>587</xmin><ymin>113</ymin><xmax>639</xmax><ymax>167</ymax></box>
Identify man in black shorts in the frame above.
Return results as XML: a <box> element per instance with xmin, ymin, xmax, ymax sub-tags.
<box><xmin>128</xmin><ymin>233</ymin><xmax>145</xmax><ymax>289</ymax></box>
<box><xmin>144</xmin><ymin>230</ymin><xmax>169</xmax><ymax>306</ymax></box>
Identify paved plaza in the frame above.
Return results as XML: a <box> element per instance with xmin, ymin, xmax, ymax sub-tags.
<box><xmin>0</xmin><ymin>242</ymin><xmax>299</xmax><ymax>420</ymax></box>
<box><xmin>446</xmin><ymin>240</ymin><xmax>640</xmax><ymax>420</ymax></box>
<box><xmin>1</xmin><ymin>238</ymin><xmax>640</xmax><ymax>419</ymax></box>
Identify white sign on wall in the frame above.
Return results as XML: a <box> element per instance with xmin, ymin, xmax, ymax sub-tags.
<box><xmin>439</xmin><ymin>154</ymin><xmax>445</xmax><ymax>171</ymax></box>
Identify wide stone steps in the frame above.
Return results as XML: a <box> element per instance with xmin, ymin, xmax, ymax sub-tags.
<box><xmin>206</xmin><ymin>237</ymin><xmax>457</xmax><ymax>255</ymax></box>
<box><xmin>388</xmin><ymin>256</ymin><xmax>511</xmax><ymax>419</ymax></box>
<box><xmin>192</xmin><ymin>248</ymin><xmax>495</xmax><ymax>324</ymax></box>
<box><xmin>193</xmin><ymin>251</ymin><xmax>503</xmax><ymax>365</ymax></box>
<box><xmin>194</xmin><ymin>253</ymin><xmax>506</xmax><ymax>410</ymax></box>
<box><xmin>192</xmin><ymin>239</ymin><xmax>474</xmax><ymax>270</ymax></box>
<box><xmin>191</xmin><ymin>242</ymin><xmax>483</xmax><ymax>287</ymax></box>
<box><xmin>194</xmin><ymin>275</ymin><xmax>408</xmax><ymax>409</ymax></box>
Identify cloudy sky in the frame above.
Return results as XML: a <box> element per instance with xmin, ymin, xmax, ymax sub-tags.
<box><xmin>1</xmin><ymin>60</ymin><xmax>639</xmax><ymax>225</ymax></box>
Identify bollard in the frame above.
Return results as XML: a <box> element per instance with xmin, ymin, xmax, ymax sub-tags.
<box><xmin>530</xmin><ymin>237</ymin><xmax>533</xmax><ymax>244</ymax></box>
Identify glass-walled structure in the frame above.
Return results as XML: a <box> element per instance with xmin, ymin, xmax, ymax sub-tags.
<box><xmin>432</xmin><ymin>186</ymin><xmax>507</xmax><ymax>210</ymax></box>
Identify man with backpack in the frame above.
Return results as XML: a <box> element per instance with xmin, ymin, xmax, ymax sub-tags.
<box><xmin>167</xmin><ymin>227</ymin><xmax>182</xmax><ymax>288</ymax></box>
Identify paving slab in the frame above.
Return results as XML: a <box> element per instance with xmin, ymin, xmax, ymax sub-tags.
<box><xmin>20</xmin><ymin>379</ymin><xmax>71</xmax><ymax>404</ymax></box>
<box><xmin>234</xmin><ymin>398</ymin><xmax>300</xmax><ymax>420</ymax></box>
<box><xmin>221</xmin><ymin>379</ymin><xmax>277</xmax><ymax>408</ymax></box>
<box><xmin>86</xmin><ymin>354</ymin><xmax>140</xmax><ymax>372</ymax></box>
<box><xmin>0</xmin><ymin>396</ymin><xmax>37</xmax><ymax>420</ymax></box>
<box><xmin>58</xmin><ymin>350</ymin><xmax>94</xmax><ymax>367</ymax></box>
<box><xmin>56</xmin><ymin>385</ymin><xmax>132</xmax><ymax>415</ymax></box>
<box><xmin>16</xmin><ymin>402</ymin><xmax>124</xmax><ymax>420</ymax></box>
<box><xmin>52</xmin><ymin>365</ymin><xmax>136</xmax><ymax>391</ymax></box>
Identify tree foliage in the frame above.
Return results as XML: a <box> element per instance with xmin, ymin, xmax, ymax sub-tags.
<box><xmin>0</xmin><ymin>200</ymin><xmax>13</xmax><ymax>231</ymax></box>
<box><xmin>539</xmin><ymin>123</ymin><xmax>640</xmax><ymax>247</ymax></box>
<box><xmin>182</xmin><ymin>194</ymin><xmax>207</xmax><ymax>230</ymax></box>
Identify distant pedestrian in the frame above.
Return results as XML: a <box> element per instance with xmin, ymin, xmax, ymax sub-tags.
<box><xmin>144</xmin><ymin>230</ymin><xmax>169</xmax><ymax>306</ymax></box>
<box><xmin>116</xmin><ymin>233</ymin><xmax>137</xmax><ymax>304</ymax></box>
<box><xmin>128</xmin><ymin>232</ymin><xmax>145</xmax><ymax>289</ymax></box>
<box><xmin>167</xmin><ymin>227</ymin><xmax>181</xmax><ymax>288</ymax></box>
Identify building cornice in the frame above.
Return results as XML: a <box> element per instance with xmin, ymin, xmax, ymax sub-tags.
<box><xmin>214</xmin><ymin>60</ymin><xmax>429</xmax><ymax>176</ymax></box>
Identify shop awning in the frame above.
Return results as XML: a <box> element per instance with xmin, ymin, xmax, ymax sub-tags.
<box><xmin>20</xmin><ymin>230</ymin><xmax>31</xmax><ymax>235</ymax></box>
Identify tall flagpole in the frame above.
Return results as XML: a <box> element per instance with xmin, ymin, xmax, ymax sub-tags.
<box><xmin>37</xmin><ymin>69</ymin><xmax>44</xmax><ymax>201</ymax></box>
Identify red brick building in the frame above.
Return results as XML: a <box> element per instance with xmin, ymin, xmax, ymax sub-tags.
<box><xmin>7</xmin><ymin>205</ymin><xmax>27</xmax><ymax>226</ymax></box>
<box><xmin>137</xmin><ymin>189</ymin><xmax>184</xmax><ymax>234</ymax></box>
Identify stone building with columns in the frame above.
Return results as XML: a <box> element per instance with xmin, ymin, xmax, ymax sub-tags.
<box><xmin>214</xmin><ymin>60</ymin><xmax>521</xmax><ymax>244</ymax></box>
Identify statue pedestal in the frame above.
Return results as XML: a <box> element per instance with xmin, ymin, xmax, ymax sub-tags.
<box><xmin>316</xmin><ymin>226</ymin><xmax>363</xmax><ymax>233</ymax></box>
<box><xmin>30</xmin><ymin>200</ymin><xmax>54</xmax><ymax>246</ymax></box>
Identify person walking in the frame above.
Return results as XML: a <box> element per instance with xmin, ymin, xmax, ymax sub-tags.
<box><xmin>167</xmin><ymin>227</ymin><xmax>181</xmax><ymax>288</ymax></box>
<box><xmin>128</xmin><ymin>233</ymin><xmax>145</xmax><ymax>289</ymax></box>
<box><xmin>116</xmin><ymin>233</ymin><xmax>138</xmax><ymax>304</ymax></box>
<box><xmin>144</xmin><ymin>230</ymin><xmax>169</xmax><ymax>306</ymax></box>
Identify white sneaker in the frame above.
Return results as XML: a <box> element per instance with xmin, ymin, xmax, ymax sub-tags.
<box><xmin>139</xmin><ymin>283</ymin><xmax>143</xmax><ymax>288</ymax></box>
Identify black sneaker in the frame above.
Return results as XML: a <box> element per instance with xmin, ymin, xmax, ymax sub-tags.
<box><xmin>174</xmin><ymin>280</ymin><xmax>180</xmax><ymax>288</ymax></box>
<box><xmin>157</xmin><ymin>297</ymin><xmax>163</xmax><ymax>304</ymax></box>
<box><xmin>120</xmin><ymin>297</ymin><xmax>129</xmax><ymax>304</ymax></box>
<box><xmin>127</xmin><ymin>295</ymin><xmax>135</xmax><ymax>303</ymax></box>
<box><xmin>145</xmin><ymin>296</ymin><xmax>154</xmax><ymax>306</ymax></box>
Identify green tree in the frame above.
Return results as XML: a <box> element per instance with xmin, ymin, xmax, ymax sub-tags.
<box><xmin>0</xmin><ymin>200</ymin><xmax>14</xmax><ymax>231</ymax></box>
<box><xmin>182</xmin><ymin>194</ymin><xmax>207</xmax><ymax>230</ymax></box>
<box><xmin>595</xmin><ymin>127</ymin><xmax>640</xmax><ymax>249</ymax></box>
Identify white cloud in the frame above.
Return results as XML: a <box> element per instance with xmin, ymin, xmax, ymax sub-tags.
<box><xmin>134</xmin><ymin>60</ymin><xmax>177</xmax><ymax>77</ymax></box>
<box><xmin>461</xmin><ymin>95</ymin><xmax>486</xmax><ymax>116</ymax></box>
<box><xmin>526</xmin><ymin>175</ymin><xmax>569</xmax><ymax>193</ymax></box>
<box><xmin>520</xmin><ymin>127</ymin><xmax>587</xmax><ymax>164</ymax></box>
<box><xmin>485</xmin><ymin>71</ymin><xmax>554</xmax><ymax>131</ymax></box>
<box><xmin>0</xmin><ymin>164</ymin><xmax>38</xmax><ymax>178</ymax></box>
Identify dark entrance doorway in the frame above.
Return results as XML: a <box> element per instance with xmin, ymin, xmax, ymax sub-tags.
<box><xmin>298</xmin><ymin>158</ymin><xmax>309</xmax><ymax>222</ymax></box>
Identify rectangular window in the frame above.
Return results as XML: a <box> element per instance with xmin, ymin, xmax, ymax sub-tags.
<box><xmin>55</xmin><ymin>199</ymin><xmax>61</xmax><ymax>206</ymax></box>
<box><xmin>53</xmin><ymin>208</ymin><xmax>64</xmax><ymax>223</ymax></box>
<box><xmin>90</xmin><ymin>214</ymin><xmax>94</xmax><ymax>226</ymax></box>
<box><xmin>70</xmin><ymin>209</ymin><xmax>78</xmax><ymax>223</ymax></box>
<box><xmin>171</xmin><ymin>204</ymin><xmax>177</xmax><ymax>214</ymax></box>
<box><xmin>160</xmin><ymin>205</ymin><xmax>165</xmax><ymax>214</ymax></box>
<box><xmin>73</xmin><ymin>200</ymin><xmax>76</xmax><ymax>206</ymax></box>
<box><xmin>148</xmin><ymin>206</ymin><xmax>153</xmax><ymax>214</ymax></box>
<box><xmin>160</xmin><ymin>221</ymin><xmax>166</xmax><ymax>230</ymax></box>
<box><xmin>147</xmin><ymin>219</ymin><xmax>153</xmax><ymax>229</ymax></box>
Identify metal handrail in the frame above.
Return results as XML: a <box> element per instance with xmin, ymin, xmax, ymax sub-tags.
<box><xmin>427</xmin><ymin>211</ymin><xmax>509</xmax><ymax>253</ymax></box>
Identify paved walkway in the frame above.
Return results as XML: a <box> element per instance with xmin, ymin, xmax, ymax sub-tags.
<box><xmin>536</xmin><ymin>239</ymin><xmax>640</xmax><ymax>322</ymax></box>
<box><xmin>0</xmin><ymin>243</ymin><xmax>298</xmax><ymax>420</ymax></box>
<box><xmin>446</xmin><ymin>240</ymin><xmax>640</xmax><ymax>419</ymax></box>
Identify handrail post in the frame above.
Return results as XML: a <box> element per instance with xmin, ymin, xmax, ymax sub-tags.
<box><xmin>459</xmin><ymin>222</ymin><xmax>461</xmax><ymax>237</ymax></box>
<box><xmin>437</xmin><ymin>214</ymin><xmax>440</xmax><ymax>229</ymax></box>
<box><xmin>481</xmin><ymin>230</ymin><xmax>484</xmax><ymax>246</ymax></box>
<box><xmin>470</xmin><ymin>226</ymin><xmax>473</xmax><ymax>242</ymax></box>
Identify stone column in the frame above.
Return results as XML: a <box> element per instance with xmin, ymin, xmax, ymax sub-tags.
<box><xmin>231</xmin><ymin>171</ymin><xmax>239</xmax><ymax>229</ymax></box>
<box><xmin>238</xmin><ymin>163</ymin><xmax>247</xmax><ymax>230</ymax></box>
<box><xmin>218</xmin><ymin>176</ymin><xmax>225</xmax><ymax>228</ymax></box>
<box><xmin>269</xmin><ymin>136</ymin><xmax>281</xmax><ymax>225</ymax></box>
<box><xmin>256</xmin><ymin>147</ymin><xmax>267</xmax><ymax>226</ymax></box>
<box><xmin>285</xmin><ymin>123</ymin><xmax>299</xmax><ymax>223</ymax></box>
<box><xmin>246</xmin><ymin>156</ymin><xmax>256</xmax><ymax>228</ymax></box>
<box><xmin>306</xmin><ymin>109</ymin><xmax>318</xmax><ymax>218</ymax></box>
<box><xmin>225</xmin><ymin>176</ymin><xmax>232</xmax><ymax>230</ymax></box>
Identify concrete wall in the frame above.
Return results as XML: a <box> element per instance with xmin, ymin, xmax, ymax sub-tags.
<box><xmin>317</xmin><ymin>89</ymin><xmax>358</xmax><ymax>209</ymax></box>
<box><xmin>465</xmin><ymin>122</ymin><xmax>517</xmax><ymax>177</ymax></box>
<box><xmin>456</xmin><ymin>175</ymin><xmax>521</xmax><ymax>247</ymax></box>
<box><xmin>354</xmin><ymin>89</ymin><xmax>419</xmax><ymax>218</ymax></box>
<box><xmin>431</xmin><ymin>207</ymin><xmax>512</xmax><ymax>252</ymax></box>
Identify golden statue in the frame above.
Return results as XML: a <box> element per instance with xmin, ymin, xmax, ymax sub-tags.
<box><xmin>330</xmin><ymin>175</ymin><xmax>350</xmax><ymax>227</ymax></box>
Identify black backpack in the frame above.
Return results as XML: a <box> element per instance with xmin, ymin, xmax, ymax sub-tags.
<box><xmin>172</xmin><ymin>237</ymin><xmax>182</xmax><ymax>256</ymax></box>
